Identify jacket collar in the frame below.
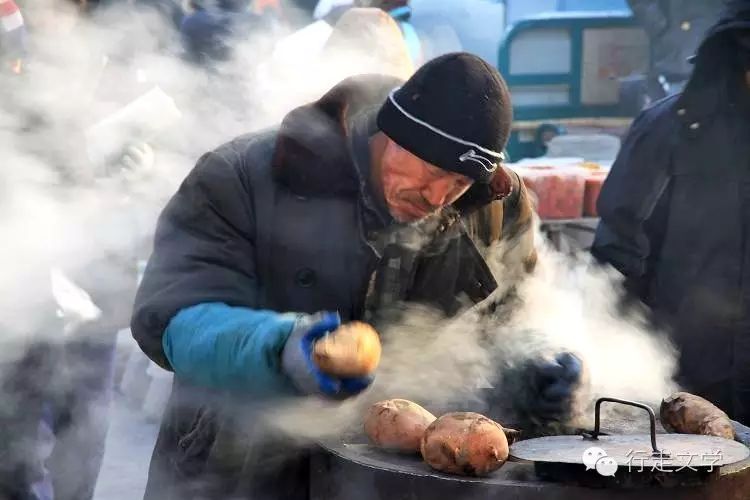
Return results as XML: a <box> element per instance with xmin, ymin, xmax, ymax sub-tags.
<box><xmin>674</xmin><ymin>69</ymin><xmax>746</xmax><ymax>137</ymax></box>
<box><xmin>268</xmin><ymin>73</ymin><xmax>477</xmax><ymax>251</ymax></box>
<box><xmin>348</xmin><ymin>109</ymin><xmax>394</xmax><ymax>230</ymax></box>
<box><xmin>270</xmin><ymin>74</ymin><xmax>403</xmax><ymax>198</ymax></box>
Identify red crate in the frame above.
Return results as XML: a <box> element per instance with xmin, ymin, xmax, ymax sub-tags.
<box><xmin>517</xmin><ymin>166</ymin><xmax>586</xmax><ymax>219</ymax></box>
<box><xmin>584</xmin><ymin>170</ymin><xmax>608</xmax><ymax>217</ymax></box>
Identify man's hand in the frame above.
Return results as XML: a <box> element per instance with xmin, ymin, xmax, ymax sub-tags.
<box><xmin>281</xmin><ymin>312</ymin><xmax>374</xmax><ymax>398</ymax></box>
<box><xmin>119</xmin><ymin>142</ymin><xmax>155</xmax><ymax>175</ymax></box>
<box><xmin>500</xmin><ymin>351</ymin><xmax>584</xmax><ymax>429</ymax></box>
<box><xmin>525</xmin><ymin>352</ymin><xmax>583</xmax><ymax>421</ymax></box>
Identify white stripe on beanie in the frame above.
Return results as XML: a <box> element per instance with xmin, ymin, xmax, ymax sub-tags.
<box><xmin>387</xmin><ymin>88</ymin><xmax>506</xmax><ymax>164</ymax></box>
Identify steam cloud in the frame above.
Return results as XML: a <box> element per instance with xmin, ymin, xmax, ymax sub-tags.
<box><xmin>265</xmin><ymin>224</ymin><xmax>679</xmax><ymax>442</ymax></box>
<box><xmin>1</xmin><ymin>2</ymin><xmax>399</xmax><ymax>347</ymax></box>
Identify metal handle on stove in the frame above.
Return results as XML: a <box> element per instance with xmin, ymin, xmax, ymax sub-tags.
<box><xmin>584</xmin><ymin>397</ymin><xmax>667</xmax><ymax>457</ymax></box>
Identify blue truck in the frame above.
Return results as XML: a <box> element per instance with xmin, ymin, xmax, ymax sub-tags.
<box><xmin>496</xmin><ymin>9</ymin><xmax>648</xmax><ymax>160</ymax></box>
<box><xmin>409</xmin><ymin>0</ymin><xmax>645</xmax><ymax>160</ymax></box>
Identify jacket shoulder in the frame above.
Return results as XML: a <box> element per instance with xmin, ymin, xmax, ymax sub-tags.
<box><xmin>211</xmin><ymin>129</ymin><xmax>278</xmax><ymax>170</ymax></box>
<box><xmin>131</xmin><ymin>133</ymin><xmax>279</xmax><ymax>368</ymax></box>
<box><xmin>632</xmin><ymin>94</ymin><xmax>681</xmax><ymax>132</ymax></box>
<box><xmin>203</xmin><ymin>129</ymin><xmax>279</xmax><ymax>191</ymax></box>
<box><xmin>609</xmin><ymin>94</ymin><xmax>680</xmax><ymax>166</ymax></box>
<box><xmin>601</xmin><ymin>95</ymin><xmax>679</xmax><ymax>198</ymax></box>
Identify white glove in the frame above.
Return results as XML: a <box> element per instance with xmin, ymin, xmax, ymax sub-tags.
<box><xmin>119</xmin><ymin>142</ymin><xmax>155</xmax><ymax>175</ymax></box>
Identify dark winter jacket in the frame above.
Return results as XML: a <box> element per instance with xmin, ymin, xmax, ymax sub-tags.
<box><xmin>593</xmin><ymin>0</ymin><xmax>750</xmax><ymax>423</ymax></box>
<box><xmin>131</xmin><ymin>74</ymin><xmax>519</xmax><ymax>499</ymax></box>
<box><xmin>180</xmin><ymin>5</ymin><xmax>261</xmax><ymax>64</ymax></box>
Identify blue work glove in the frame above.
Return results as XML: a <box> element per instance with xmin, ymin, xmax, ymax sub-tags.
<box><xmin>510</xmin><ymin>352</ymin><xmax>584</xmax><ymax>426</ymax></box>
<box><xmin>281</xmin><ymin>312</ymin><xmax>374</xmax><ymax>398</ymax></box>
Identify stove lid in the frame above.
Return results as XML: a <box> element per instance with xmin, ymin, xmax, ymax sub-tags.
<box><xmin>509</xmin><ymin>433</ymin><xmax>750</xmax><ymax>469</ymax></box>
<box><xmin>510</xmin><ymin>397</ymin><xmax>749</xmax><ymax>471</ymax></box>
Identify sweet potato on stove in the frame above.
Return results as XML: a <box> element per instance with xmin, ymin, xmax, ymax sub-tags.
<box><xmin>420</xmin><ymin>412</ymin><xmax>509</xmax><ymax>476</ymax></box>
<box><xmin>364</xmin><ymin>399</ymin><xmax>436</xmax><ymax>453</ymax></box>
<box><xmin>660</xmin><ymin>392</ymin><xmax>735</xmax><ymax>440</ymax></box>
<box><xmin>313</xmin><ymin>321</ymin><xmax>381</xmax><ymax>377</ymax></box>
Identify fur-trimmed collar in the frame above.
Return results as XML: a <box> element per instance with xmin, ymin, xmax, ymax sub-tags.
<box><xmin>270</xmin><ymin>74</ymin><xmax>403</xmax><ymax>197</ymax></box>
<box><xmin>269</xmin><ymin>73</ymin><xmax>514</xmax><ymax>219</ymax></box>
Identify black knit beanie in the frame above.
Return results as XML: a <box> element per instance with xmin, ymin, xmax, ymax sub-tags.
<box><xmin>376</xmin><ymin>52</ymin><xmax>512</xmax><ymax>183</ymax></box>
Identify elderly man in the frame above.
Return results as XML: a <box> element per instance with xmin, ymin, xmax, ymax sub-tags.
<box><xmin>593</xmin><ymin>1</ymin><xmax>750</xmax><ymax>425</ymax></box>
<box><xmin>0</xmin><ymin>0</ymin><xmax>25</xmax><ymax>74</ymax></box>
<box><xmin>314</xmin><ymin>0</ymin><xmax>422</xmax><ymax>64</ymax></box>
<box><xmin>132</xmin><ymin>52</ymin><xmax>582</xmax><ymax>499</ymax></box>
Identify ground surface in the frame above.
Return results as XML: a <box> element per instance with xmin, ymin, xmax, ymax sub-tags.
<box><xmin>93</xmin><ymin>395</ymin><xmax>159</xmax><ymax>500</ymax></box>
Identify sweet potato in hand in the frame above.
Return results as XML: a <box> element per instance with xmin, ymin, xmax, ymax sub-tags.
<box><xmin>420</xmin><ymin>412</ymin><xmax>509</xmax><ymax>476</ymax></box>
<box><xmin>313</xmin><ymin>321</ymin><xmax>381</xmax><ymax>377</ymax></box>
<box><xmin>660</xmin><ymin>392</ymin><xmax>735</xmax><ymax>440</ymax></box>
<box><xmin>364</xmin><ymin>399</ymin><xmax>436</xmax><ymax>453</ymax></box>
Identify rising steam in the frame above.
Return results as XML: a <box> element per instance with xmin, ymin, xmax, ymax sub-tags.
<box><xmin>264</xmin><ymin>224</ymin><xmax>679</xmax><ymax>442</ymax></box>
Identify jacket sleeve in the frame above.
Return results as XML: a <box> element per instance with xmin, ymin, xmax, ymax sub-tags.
<box><xmin>131</xmin><ymin>149</ymin><xmax>275</xmax><ymax>371</ymax></box>
<box><xmin>591</xmin><ymin>105</ymin><xmax>673</xmax><ymax>299</ymax></box>
<box><xmin>163</xmin><ymin>303</ymin><xmax>297</xmax><ymax>395</ymax></box>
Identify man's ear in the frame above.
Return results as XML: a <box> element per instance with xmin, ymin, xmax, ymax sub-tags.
<box><xmin>451</xmin><ymin>166</ymin><xmax>513</xmax><ymax>216</ymax></box>
<box><xmin>489</xmin><ymin>165</ymin><xmax>512</xmax><ymax>199</ymax></box>
<box><xmin>451</xmin><ymin>182</ymin><xmax>493</xmax><ymax>216</ymax></box>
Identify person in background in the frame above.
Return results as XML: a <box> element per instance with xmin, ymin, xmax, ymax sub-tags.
<box><xmin>0</xmin><ymin>0</ymin><xmax>26</xmax><ymax>74</ymax></box>
<box><xmin>313</xmin><ymin>0</ymin><xmax>422</xmax><ymax>66</ymax></box>
<box><xmin>252</xmin><ymin>0</ymin><xmax>281</xmax><ymax>16</ymax></box>
<box><xmin>593</xmin><ymin>0</ymin><xmax>750</xmax><ymax>425</ymax></box>
<box><xmin>179</xmin><ymin>0</ymin><xmax>262</xmax><ymax>65</ymax></box>
<box><xmin>133</xmin><ymin>0</ymin><xmax>186</xmax><ymax>31</ymax></box>
<box><xmin>530</xmin><ymin>123</ymin><xmax>566</xmax><ymax>158</ymax></box>
<box><xmin>626</xmin><ymin>0</ymin><xmax>724</xmax><ymax>99</ymax></box>
<box><xmin>362</xmin><ymin>0</ymin><xmax>421</xmax><ymax>65</ymax></box>
<box><xmin>1</xmin><ymin>1</ymin><xmax>154</xmax><ymax>498</ymax></box>
<box><xmin>285</xmin><ymin>0</ymin><xmax>321</xmax><ymax>22</ymax></box>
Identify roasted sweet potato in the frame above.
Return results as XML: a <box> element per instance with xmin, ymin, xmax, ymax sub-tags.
<box><xmin>364</xmin><ymin>399</ymin><xmax>436</xmax><ymax>453</ymax></box>
<box><xmin>660</xmin><ymin>392</ymin><xmax>735</xmax><ymax>440</ymax></box>
<box><xmin>420</xmin><ymin>412</ymin><xmax>509</xmax><ymax>476</ymax></box>
<box><xmin>313</xmin><ymin>321</ymin><xmax>381</xmax><ymax>377</ymax></box>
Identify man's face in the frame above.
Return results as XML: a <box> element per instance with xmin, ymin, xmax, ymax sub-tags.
<box><xmin>379</xmin><ymin>137</ymin><xmax>473</xmax><ymax>223</ymax></box>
